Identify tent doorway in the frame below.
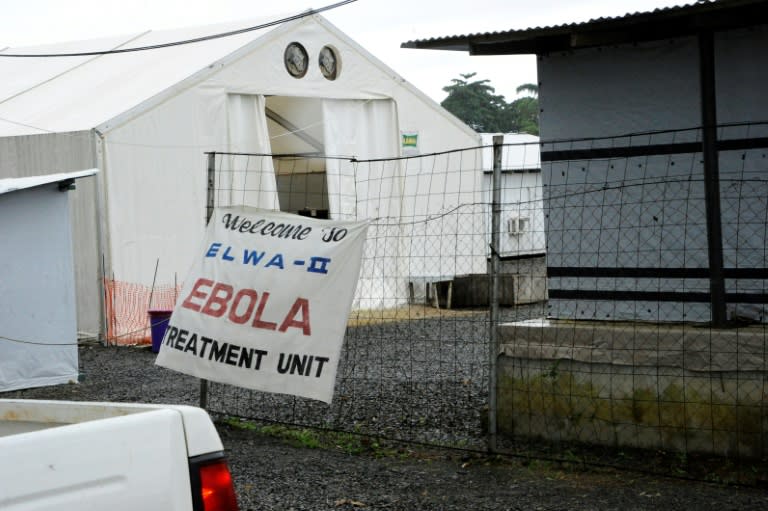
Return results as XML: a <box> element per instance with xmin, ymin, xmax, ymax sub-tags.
<box><xmin>227</xmin><ymin>94</ymin><xmax>399</xmax><ymax>220</ymax></box>
<box><xmin>265</xmin><ymin>96</ymin><xmax>330</xmax><ymax>219</ymax></box>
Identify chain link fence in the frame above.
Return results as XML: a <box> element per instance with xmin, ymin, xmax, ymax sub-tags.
<box><xmin>203</xmin><ymin>144</ymin><xmax>542</xmax><ymax>449</ymax></box>
<box><xmin>200</xmin><ymin>124</ymin><xmax>767</xmax><ymax>483</ymax></box>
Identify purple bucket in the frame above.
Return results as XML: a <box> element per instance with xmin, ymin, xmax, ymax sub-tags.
<box><xmin>148</xmin><ymin>310</ymin><xmax>173</xmax><ymax>353</ymax></box>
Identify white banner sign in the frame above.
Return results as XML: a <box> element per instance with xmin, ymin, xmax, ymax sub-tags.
<box><xmin>155</xmin><ymin>206</ymin><xmax>368</xmax><ymax>403</ymax></box>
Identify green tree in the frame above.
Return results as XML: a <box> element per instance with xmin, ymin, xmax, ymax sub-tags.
<box><xmin>507</xmin><ymin>83</ymin><xmax>539</xmax><ymax>135</ymax></box>
<box><xmin>440</xmin><ymin>74</ymin><xmax>539</xmax><ymax>135</ymax></box>
<box><xmin>515</xmin><ymin>83</ymin><xmax>539</xmax><ymax>96</ymax></box>
<box><xmin>440</xmin><ymin>73</ymin><xmax>508</xmax><ymax>132</ymax></box>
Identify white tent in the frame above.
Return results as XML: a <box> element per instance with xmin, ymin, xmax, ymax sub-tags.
<box><xmin>0</xmin><ymin>169</ymin><xmax>96</xmax><ymax>391</ymax></box>
<box><xmin>0</xmin><ymin>13</ymin><xmax>480</xmax><ymax>342</ymax></box>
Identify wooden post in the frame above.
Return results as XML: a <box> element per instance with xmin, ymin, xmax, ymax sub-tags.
<box><xmin>488</xmin><ymin>135</ymin><xmax>503</xmax><ymax>452</ymax></box>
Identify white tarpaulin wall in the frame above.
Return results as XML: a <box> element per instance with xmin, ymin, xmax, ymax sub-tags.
<box><xmin>322</xmin><ymin>99</ymin><xmax>404</xmax><ymax>309</ymax></box>
<box><xmin>396</xmin><ymin>147</ymin><xmax>487</xmax><ymax>302</ymax></box>
<box><xmin>323</xmin><ymin>99</ymin><xmax>400</xmax><ymax>220</ymax></box>
<box><xmin>226</xmin><ymin>94</ymin><xmax>280</xmax><ymax>210</ymax></box>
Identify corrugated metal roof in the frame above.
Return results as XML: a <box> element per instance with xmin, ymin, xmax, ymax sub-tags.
<box><xmin>402</xmin><ymin>0</ymin><xmax>768</xmax><ymax>54</ymax></box>
<box><xmin>403</xmin><ymin>1</ymin><xmax>697</xmax><ymax>46</ymax></box>
<box><xmin>0</xmin><ymin>169</ymin><xmax>98</xmax><ymax>196</ymax></box>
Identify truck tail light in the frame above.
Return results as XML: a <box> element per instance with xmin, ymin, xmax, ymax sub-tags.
<box><xmin>190</xmin><ymin>453</ymin><xmax>239</xmax><ymax>511</ymax></box>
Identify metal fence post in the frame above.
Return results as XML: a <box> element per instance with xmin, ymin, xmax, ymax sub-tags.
<box><xmin>698</xmin><ymin>32</ymin><xmax>727</xmax><ymax>327</ymax></box>
<box><xmin>488</xmin><ymin>135</ymin><xmax>503</xmax><ymax>452</ymax></box>
<box><xmin>200</xmin><ymin>152</ymin><xmax>216</xmax><ymax>409</ymax></box>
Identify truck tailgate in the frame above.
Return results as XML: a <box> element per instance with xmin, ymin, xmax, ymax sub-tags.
<box><xmin>0</xmin><ymin>406</ymin><xmax>195</xmax><ymax>511</ymax></box>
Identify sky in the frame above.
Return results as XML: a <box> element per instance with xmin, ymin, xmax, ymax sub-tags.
<box><xmin>0</xmin><ymin>0</ymin><xmax>687</xmax><ymax>104</ymax></box>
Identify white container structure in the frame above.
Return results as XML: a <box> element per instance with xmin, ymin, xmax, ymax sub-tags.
<box><xmin>0</xmin><ymin>170</ymin><xmax>97</xmax><ymax>391</ymax></box>
<box><xmin>481</xmin><ymin>133</ymin><xmax>545</xmax><ymax>259</ymax></box>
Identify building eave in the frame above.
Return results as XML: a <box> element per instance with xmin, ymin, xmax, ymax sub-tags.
<box><xmin>401</xmin><ymin>0</ymin><xmax>768</xmax><ymax>55</ymax></box>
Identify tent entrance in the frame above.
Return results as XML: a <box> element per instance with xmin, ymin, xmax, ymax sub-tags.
<box><xmin>265</xmin><ymin>96</ymin><xmax>330</xmax><ymax>219</ymax></box>
<box><xmin>228</xmin><ymin>94</ymin><xmax>399</xmax><ymax>219</ymax></box>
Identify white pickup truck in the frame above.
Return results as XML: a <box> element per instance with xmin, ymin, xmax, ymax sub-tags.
<box><xmin>0</xmin><ymin>399</ymin><xmax>239</xmax><ymax>511</ymax></box>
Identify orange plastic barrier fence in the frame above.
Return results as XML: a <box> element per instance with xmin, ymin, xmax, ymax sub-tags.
<box><xmin>104</xmin><ymin>279</ymin><xmax>182</xmax><ymax>345</ymax></box>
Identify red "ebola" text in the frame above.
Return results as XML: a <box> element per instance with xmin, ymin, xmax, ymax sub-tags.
<box><xmin>181</xmin><ymin>278</ymin><xmax>311</xmax><ymax>336</ymax></box>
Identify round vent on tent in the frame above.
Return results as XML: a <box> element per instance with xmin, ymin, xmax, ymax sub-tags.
<box><xmin>319</xmin><ymin>46</ymin><xmax>339</xmax><ymax>80</ymax></box>
<box><xmin>284</xmin><ymin>42</ymin><xmax>309</xmax><ymax>78</ymax></box>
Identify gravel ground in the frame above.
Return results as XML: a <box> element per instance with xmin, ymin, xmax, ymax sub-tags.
<box><xmin>204</xmin><ymin>311</ymin><xmax>501</xmax><ymax>449</ymax></box>
<box><xmin>5</xmin><ymin>343</ymin><xmax>768</xmax><ymax>511</ymax></box>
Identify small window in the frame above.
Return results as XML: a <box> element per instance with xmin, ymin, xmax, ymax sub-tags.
<box><xmin>507</xmin><ymin>217</ymin><xmax>530</xmax><ymax>235</ymax></box>
<box><xmin>284</xmin><ymin>42</ymin><xmax>309</xmax><ymax>78</ymax></box>
<box><xmin>319</xmin><ymin>45</ymin><xmax>340</xmax><ymax>80</ymax></box>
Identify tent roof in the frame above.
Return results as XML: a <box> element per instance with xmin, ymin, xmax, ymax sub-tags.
<box><xmin>0</xmin><ymin>17</ymin><xmax>282</xmax><ymax>137</ymax></box>
<box><xmin>0</xmin><ymin>169</ymin><xmax>98</xmax><ymax>196</ymax></box>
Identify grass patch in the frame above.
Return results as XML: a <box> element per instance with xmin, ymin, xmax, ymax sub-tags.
<box><xmin>221</xmin><ymin>417</ymin><xmax>405</xmax><ymax>457</ymax></box>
